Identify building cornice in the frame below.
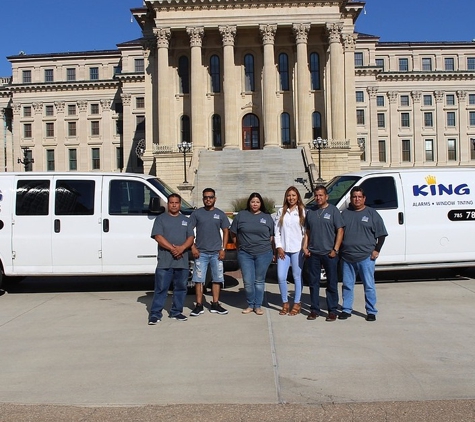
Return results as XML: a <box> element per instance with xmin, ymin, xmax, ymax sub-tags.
<box><xmin>114</xmin><ymin>73</ymin><xmax>146</xmax><ymax>83</ymax></box>
<box><xmin>376</xmin><ymin>71</ymin><xmax>475</xmax><ymax>82</ymax></box>
<box><xmin>8</xmin><ymin>80</ymin><xmax>120</xmax><ymax>94</ymax></box>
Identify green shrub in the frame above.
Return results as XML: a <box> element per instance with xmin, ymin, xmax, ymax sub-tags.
<box><xmin>231</xmin><ymin>196</ymin><xmax>275</xmax><ymax>214</ymax></box>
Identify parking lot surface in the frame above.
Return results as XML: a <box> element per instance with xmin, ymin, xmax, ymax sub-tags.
<box><xmin>1</xmin><ymin>271</ymin><xmax>475</xmax><ymax>420</ymax></box>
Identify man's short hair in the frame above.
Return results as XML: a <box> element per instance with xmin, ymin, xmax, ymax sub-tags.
<box><xmin>168</xmin><ymin>193</ymin><xmax>182</xmax><ymax>202</ymax></box>
<box><xmin>202</xmin><ymin>188</ymin><xmax>216</xmax><ymax>196</ymax></box>
<box><xmin>314</xmin><ymin>185</ymin><xmax>328</xmax><ymax>195</ymax></box>
<box><xmin>350</xmin><ymin>186</ymin><xmax>365</xmax><ymax>197</ymax></box>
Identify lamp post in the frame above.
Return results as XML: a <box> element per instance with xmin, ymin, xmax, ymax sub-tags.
<box><xmin>17</xmin><ymin>147</ymin><xmax>34</xmax><ymax>171</ymax></box>
<box><xmin>312</xmin><ymin>137</ymin><xmax>328</xmax><ymax>183</ymax></box>
<box><xmin>177</xmin><ymin>141</ymin><xmax>192</xmax><ymax>184</ymax></box>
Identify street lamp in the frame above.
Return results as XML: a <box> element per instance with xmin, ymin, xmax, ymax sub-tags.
<box><xmin>17</xmin><ymin>147</ymin><xmax>34</xmax><ymax>171</ymax></box>
<box><xmin>177</xmin><ymin>141</ymin><xmax>192</xmax><ymax>184</ymax></box>
<box><xmin>312</xmin><ymin>137</ymin><xmax>328</xmax><ymax>183</ymax></box>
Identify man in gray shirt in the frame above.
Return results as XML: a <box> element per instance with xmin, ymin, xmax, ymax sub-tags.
<box><xmin>339</xmin><ymin>186</ymin><xmax>388</xmax><ymax>322</ymax></box>
<box><xmin>148</xmin><ymin>194</ymin><xmax>194</xmax><ymax>324</ymax></box>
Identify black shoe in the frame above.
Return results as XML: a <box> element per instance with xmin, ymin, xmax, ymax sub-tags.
<box><xmin>338</xmin><ymin>312</ymin><xmax>352</xmax><ymax>320</ymax></box>
<box><xmin>210</xmin><ymin>302</ymin><xmax>228</xmax><ymax>315</ymax></box>
<box><xmin>170</xmin><ymin>313</ymin><xmax>188</xmax><ymax>321</ymax></box>
<box><xmin>325</xmin><ymin>312</ymin><xmax>337</xmax><ymax>322</ymax></box>
<box><xmin>307</xmin><ymin>311</ymin><xmax>319</xmax><ymax>320</ymax></box>
<box><xmin>148</xmin><ymin>316</ymin><xmax>160</xmax><ymax>325</ymax></box>
<box><xmin>190</xmin><ymin>303</ymin><xmax>204</xmax><ymax>316</ymax></box>
<box><xmin>0</xmin><ymin>289</ymin><xmax>5</xmax><ymax>296</ymax></box>
<box><xmin>366</xmin><ymin>314</ymin><xmax>376</xmax><ymax>322</ymax></box>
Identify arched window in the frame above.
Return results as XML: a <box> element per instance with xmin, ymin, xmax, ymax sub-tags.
<box><xmin>209</xmin><ymin>55</ymin><xmax>221</xmax><ymax>93</ymax></box>
<box><xmin>278</xmin><ymin>53</ymin><xmax>289</xmax><ymax>91</ymax></box>
<box><xmin>242</xmin><ymin>113</ymin><xmax>260</xmax><ymax>149</ymax></box>
<box><xmin>309</xmin><ymin>53</ymin><xmax>320</xmax><ymax>90</ymax></box>
<box><xmin>212</xmin><ymin>114</ymin><xmax>222</xmax><ymax>147</ymax></box>
<box><xmin>281</xmin><ymin>113</ymin><xmax>291</xmax><ymax>146</ymax></box>
<box><xmin>244</xmin><ymin>54</ymin><xmax>255</xmax><ymax>92</ymax></box>
<box><xmin>181</xmin><ymin>115</ymin><xmax>190</xmax><ymax>143</ymax></box>
<box><xmin>178</xmin><ymin>56</ymin><xmax>190</xmax><ymax>94</ymax></box>
<box><xmin>312</xmin><ymin>111</ymin><xmax>322</xmax><ymax>139</ymax></box>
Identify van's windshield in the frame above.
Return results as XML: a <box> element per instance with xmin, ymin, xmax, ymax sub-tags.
<box><xmin>148</xmin><ymin>178</ymin><xmax>195</xmax><ymax>214</ymax></box>
<box><xmin>306</xmin><ymin>175</ymin><xmax>361</xmax><ymax>208</ymax></box>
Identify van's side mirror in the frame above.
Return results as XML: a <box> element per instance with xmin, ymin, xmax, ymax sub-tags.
<box><xmin>149</xmin><ymin>197</ymin><xmax>165</xmax><ymax>214</ymax></box>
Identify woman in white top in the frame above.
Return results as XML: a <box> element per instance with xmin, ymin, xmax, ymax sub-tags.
<box><xmin>274</xmin><ymin>186</ymin><xmax>306</xmax><ymax>316</ymax></box>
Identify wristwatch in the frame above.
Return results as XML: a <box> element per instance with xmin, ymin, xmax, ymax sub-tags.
<box><xmin>332</xmin><ymin>248</ymin><xmax>339</xmax><ymax>254</ymax></box>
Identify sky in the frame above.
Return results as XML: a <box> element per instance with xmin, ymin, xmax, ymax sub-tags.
<box><xmin>1</xmin><ymin>0</ymin><xmax>475</xmax><ymax>76</ymax></box>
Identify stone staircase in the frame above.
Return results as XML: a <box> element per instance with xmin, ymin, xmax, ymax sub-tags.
<box><xmin>192</xmin><ymin>148</ymin><xmax>312</xmax><ymax>212</ymax></box>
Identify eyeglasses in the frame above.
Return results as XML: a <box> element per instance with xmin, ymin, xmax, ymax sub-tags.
<box><xmin>203</xmin><ymin>196</ymin><xmax>215</xmax><ymax>199</ymax></box>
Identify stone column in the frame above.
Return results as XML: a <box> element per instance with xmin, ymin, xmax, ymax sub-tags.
<box><xmin>344</xmin><ymin>33</ymin><xmax>358</xmax><ymax>146</ymax></box>
<box><xmin>259</xmin><ymin>24</ymin><xmax>279</xmax><ymax>148</ymax></box>
<box><xmin>457</xmin><ymin>90</ymin><xmax>469</xmax><ymax>164</ymax></box>
<box><xmin>387</xmin><ymin>92</ymin><xmax>399</xmax><ymax>166</ymax></box>
<box><xmin>411</xmin><ymin>91</ymin><xmax>423</xmax><ymax>166</ymax></box>
<box><xmin>100</xmin><ymin>99</ymin><xmax>113</xmax><ymax>170</ymax></box>
<box><xmin>77</xmin><ymin>100</ymin><xmax>88</xmax><ymax>169</ymax></box>
<box><xmin>293</xmin><ymin>23</ymin><xmax>311</xmax><ymax>146</ymax></box>
<box><xmin>366</xmin><ymin>87</ymin><xmax>378</xmax><ymax>166</ymax></box>
<box><xmin>186</xmin><ymin>27</ymin><xmax>205</xmax><ymax>148</ymax></box>
<box><xmin>11</xmin><ymin>103</ymin><xmax>22</xmax><ymax>171</ymax></box>
<box><xmin>54</xmin><ymin>101</ymin><xmax>66</xmax><ymax>170</ymax></box>
<box><xmin>219</xmin><ymin>25</ymin><xmax>239</xmax><ymax>149</ymax></box>
<box><xmin>326</xmin><ymin>23</ymin><xmax>345</xmax><ymax>141</ymax></box>
<box><xmin>119</xmin><ymin>93</ymin><xmax>132</xmax><ymax>171</ymax></box>
<box><xmin>434</xmin><ymin>90</ymin><xmax>447</xmax><ymax>163</ymax></box>
<box><xmin>154</xmin><ymin>27</ymin><xmax>171</xmax><ymax>148</ymax></box>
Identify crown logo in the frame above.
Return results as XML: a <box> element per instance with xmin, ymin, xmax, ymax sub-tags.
<box><xmin>425</xmin><ymin>175</ymin><xmax>436</xmax><ymax>185</ymax></box>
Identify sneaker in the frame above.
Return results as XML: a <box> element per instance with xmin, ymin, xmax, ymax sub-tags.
<box><xmin>338</xmin><ymin>311</ymin><xmax>352</xmax><ymax>320</ymax></box>
<box><xmin>170</xmin><ymin>313</ymin><xmax>188</xmax><ymax>321</ymax></box>
<box><xmin>190</xmin><ymin>303</ymin><xmax>204</xmax><ymax>316</ymax></box>
<box><xmin>366</xmin><ymin>314</ymin><xmax>376</xmax><ymax>322</ymax></box>
<box><xmin>210</xmin><ymin>302</ymin><xmax>228</xmax><ymax>315</ymax></box>
<box><xmin>148</xmin><ymin>316</ymin><xmax>160</xmax><ymax>325</ymax></box>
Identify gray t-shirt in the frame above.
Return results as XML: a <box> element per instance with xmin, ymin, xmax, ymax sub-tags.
<box><xmin>151</xmin><ymin>212</ymin><xmax>194</xmax><ymax>269</ymax></box>
<box><xmin>340</xmin><ymin>206</ymin><xmax>388</xmax><ymax>263</ymax></box>
<box><xmin>305</xmin><ymin>204</ymin><xmax>345</xmax><ymax>255</ymax></box>
<box><xmin>230</xmin><ymin>210</ymin><xmax>274</xmax><ymax>255</ymax></box>
<box><xmin>189</xmin><ymin>207</ymin><xmax>229</xmax><ymax>254</ymax></box>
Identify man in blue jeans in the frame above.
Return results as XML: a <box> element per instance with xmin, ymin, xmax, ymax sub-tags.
<box><xmin>339</xmin><ymin>186</ymin><xmax>388</xmax><ymax>322</ymax></box>
<box><xmin>303</xmin><ymin>185</ymin><xmax>344</xmax><ymax>321</ymax></box>
<box><xmin>148</xmin><ymin>194</ymin><xmax>194</xmax><ymax>324</ymax></box>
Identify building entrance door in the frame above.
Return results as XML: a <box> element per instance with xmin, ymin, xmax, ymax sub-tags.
<box><xmin>242</xmin><ymin>114</ymin><xmax>260</xmax><ymax>150</ymax></box>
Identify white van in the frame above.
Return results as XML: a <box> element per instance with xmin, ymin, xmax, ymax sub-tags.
<box><xmin>0</xmin><ymin>172</ymin><xmax>236</xmax><ymax>287</ymax></box>
<box><xmin>310</xmin><ymin>168</ymin><xmax>475</xmax><ymax>272</ymax></box>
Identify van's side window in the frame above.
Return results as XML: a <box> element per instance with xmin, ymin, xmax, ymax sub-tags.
<box><xmin>55</xmin><ymin>180</ymin><xmax>95</xmax><ymax>215</ymax></box>
<box><xmin>109</xmin><ymin>180</ymin><xmax>158</xmax><ymax>215</ymax></box>
<box><xmin>16</xmin><ymin>180</ymin><xmax>50</xmax><ymax>216</ymax></box>
<box><xmin>360</xmin><ymin>177</ymin><xmax>398</xmax><ymax>209</ymax></box>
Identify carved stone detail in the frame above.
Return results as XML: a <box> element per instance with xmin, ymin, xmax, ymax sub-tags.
<box><xmin>367</xmin><ymin>86</ymin><xmax>378</xmax><ymax>99</ymax></box>
<box><xmin>120</xmin><ymin>93</ymin><xmax>132</xmax><ymax>106</ymax></box>
<box><xmin>343</xmin><ymin>33</ymin><xmax>358</xmax><ymax>52</ymax></box>
<box><xmin>387</xmin><ymin>91</ymin><xmax>398</xmax><ymax>104</ymax></box>
<box><xmin>411</xmin><ymin>91</ymin><xmax>422</xmax><ymax>103</ymax></box>
<box><xmin>101</xmin><ymin>99</ymin><xmax>113</xmax><ymax>110</ymax></box>
<box><xmin>54</xmin><ymin>101</ymin><xmax>65</xmax><ymax>113</ymax></box>
<box><xmin>32</xmin><ymin>102</ymin><xmax>43</xmax><ymax>114</ymax></box>
<box><xmin>434</xmin><ymin>90</ymin><xmax>445</xmax><ymax>102</ymax></box>
<box><xmin>219</xmin><ymin>25</ymin><xmax>237</xmax><ymax>47</ymax></box>
<box><xmin>326</xmin><ymin>22</ymin><xmax>343</xmax><ymax>44</ymax></box>
<box><xmin>292</xmin><ymin>23</ymin><xmax>310</xmax><ymax>44</ymax></box>
<box><xmin>77</xmin><ymin>101</ymin><xmax>88</xmax><ymax>112</ymax></box>
<box><xmin>457</xmin><ymin>90</ymin><xmax>467</xmax><ymax>101</ymax></box>
<box><xmin>259</xmin><ymin>24</ymin><xmax>277</xmax><ymax>45</ymax></box>
<box><xmin>12</xmin><ymin>103</ymin><xmax>21</xmax><ymax>115</ymax></box>
<box><xmin>153</xmin><ymin>27</ymin><xmax>171</xmax><ymax>48</ymax></box>
<box><xmin>186</xmin><ymin>27</ymin><xmax>204</xmax><ymax>47</ymax></box>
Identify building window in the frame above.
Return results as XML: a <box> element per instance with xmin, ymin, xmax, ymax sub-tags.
<box><xmin>22</xmin><ymin>70</ymin><xmax>31</xmax><ymax>83</ymax></box>
<box><xmin>45</xmin><ymin>105</ymin><xmax>54</xmax><ymax>116</ymax></box>
<box><xmin>280</xmin><ymin>112</ymin><xmax>291</xmax><ymax>146</ymax></box>
<box><xmin>470</xmin><ymin>111</ymin><xmax>475</xmax><ymax>126</ymax></box>
<box><xmin>178</xmin><ymin>56</ymin><xmax>190</xmax><ymax>94</ymax></box>
<box><xmin>378</xmin><ymin>140</ymin><xmax>386</xmax><ymax>162</ymax></box>
<box><xmin>244</xmin><ymin>54</ymin><xmax>255</xmax><ymax>92</ymax></box>
<box><xmin>209</xmin><ymin>55</ymin><xmax>221</xmax><ymax>93</ymax></box>
<box><xmin>447</xmin><ymin>112</ymin><xmax>456</xmax><ymax>127</ymax></box>
<box><xmin>446</xmin><ymin>94</ymin><xmax>455</xmax><ymax>106</ymax></box>
<box><xmin>46</xmin><ymin>149</ymin><xmax>55</xmax><ymax>171</ymax></box>
<box><xmin>69</xmin><ymin>149</ymin><xmax>77</xmax><ymax>171</ymax></box>
<box><xmin>424</xmin><ymin>112</ymin><xmax>433</xmax><ymax>127</ymax></box>
<box><xmin>181</xmin><ymin>115</ymin><xmax>190</xmax><ymax>143</ymax></box>
<box><xmin>91</xmin><ymin>148</ymin><xmax>101</xmax><ymax>170</ymax></box>
<box><xmin>376</xmin><ymin>95</ymin><xmax>385</xmax><ymax>107</ymax></box>
<box><xmin>67</xmin><ymin>68</ymin><xmax>76</xmax><ymax>81</ymax></box>
<box><xmin>134</xmin><ymin>58</ymin><xmax>144</xmax><ymax>73</ymax></box>
<box><xmin>421</xmin><ymin>58</ymin><xmax>432</xmax><ymax>71</ymax></box>
<box><xmin>312</xmin><ymin>112</ymin><xmax>322</xmax><ymax>139</ymax></box>
<box><xmin>23</xmin><ymin>106</ymin><xmax>32</xmax><ymax>117</ymax></box>
<box><xmin>90</xmin><ymin>67</ymin><xmax>99</xmax><ymax>80</ymax></box>
<box><xmin>91</xmin><ymin>104</ymin><xmax>99</xmax><ymax>115</ymax></box>
<box><xmin>377</xmin><ymin>113</ymin><xmax>385</xmax><ymax>128</ymax></box>
<box><xmin>469</xmin><ymin>94</ymin><xmax>475</xmax><ymax>105</ymax></box>
<box><xmin>68</xmin><ymin>104</ymin><xmax>76</xmax><ymax>115</ymax></box>
<box><xmin>116</xmin><ymin>147</ymin><xmax>124</xmax><ymax>171</ymax></box>
<box><xmin>423</xmin><ymin>95</ymin><xmax>433</xmax><ymax>106</ymax></box>
<box><xmin>68</xmin><ymin>121</ymin><xmax>77</xmax><ymax>137</ymax></box>
<box><xmin>447</xmin><ymin>139</ymin><xmax>457</xmax><ymax>160</ymax></box>
<box><xmin>400</xmin><ymin>95</ymin><xmax>410</xmax><ymax>106</ymax></box>
<box><xmin>425</xmin><ymin>139</ymin><xmax>434</xmax><ymax>162</ymax></box>
<box><xmin>113</xmin><ymin>66</ymin><xmax>122</xmax><ymax>75</ymax></box>
<box><xmin>401</xmin><ymin>112</ymin><xmax>410</xmax><ymax>127</ymax></box>
<box><xmin>212</xmin><ymin>114</ymin><xmax>222</xmax><ymax>147</ymax></box>
<box><xmin>46</xmin><ymin>122</ymin><xmax>55</xmax><ymax>137</ymax></box>
<box><xmin>309</xmin><ymin>53</ymin><xmax>320</xmax><ymax>90</ymax></box>
<box><xmin>356</xmin><ymin>109</ymin><xmax>365</xmax><ymax>125</ymax></box>
<box><xmin>45</xmin><ymin>69</ymin><xmax>54</xmax><ymax>82</ymax></box>
<box><xmin>354</xmin><ymin>52</ymin><xmax>363</xmax><ymax>67</ymax></box>
<box><xmin>399</xmin><ymin>58</ymin><xmax>409</xmax><ymax>72</ymax></box>
<box><xmin>356</xmin><ymin>91</ymin><xmax>364</xmax><ymax>103</ymax></box>
<box><xmin>91</xmin><ymin>121</ymin><xmax>100</xmax><ymax>136</ymax></box>
<box><xmin>467</xmin><ymin>57</ymin><xmax>475</xmax><ymax>70</ymax></box>
<box><xmin>402</xmin><ymin>140</ymin><xmax>411</xmax><ymax>162</ymax></box>
<box><xmin>375</xmin><ymin>58</ymin><xmax>384</xmax><ymax>70</ymax></box>
<box><xmin>136</xmin><ymin>97</ymin><xmax>145</xmax><ymax>109</ymax></box>
<box><xmin>23</xmin><ymin>123</ymin><xmax>32</xmax><ymax>138</ymax></box>
<box><xmin>445</xmin><ymin>57</ymin><xmax>455</xmax><ymax>71</ymax></box>
<box><xmin>357</xmin><ymin>137</ymin><xmax>366</xmax><ymax>161</ymax></box>
<box><xmin>278</xmin><ymin>53</ymin><xmax>289</xmax><ymax>91</ymax></box>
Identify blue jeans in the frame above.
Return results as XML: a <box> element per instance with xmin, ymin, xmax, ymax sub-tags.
<box><xmin>238</xmin><ymin>249</ymin><xmax>273</xmax><ymax>309</ymax></box>
<box><xmin>192</xmin><ymin>252</ymin><xmax>224</xmax><ymax>284</ymax></box>
<box><xmin>277</xmin><ymin>251</ymin><xmax>304</xmax><ymax>303</ymax></box>
<box><xmin>150</xmin><ymin>267</ymin><xmax>189</xmax><ymax>319</ymax></box>
<box><xmin>341</xmin><ymin>256</ymin><xmax>377</xmax><ymax>315</ymax></box>
<box><xmin>307</xmin><ymin>253</ymin><xmax>339</xmax><ymax>313</ymax></box>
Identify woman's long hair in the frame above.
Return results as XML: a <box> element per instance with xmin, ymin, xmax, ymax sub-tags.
<box><xmin>246</xmin><ymin>192</ymin><xmax>268</xmax><ymax>213</ymax></box>
<box><xmin>278</xmin><ymin>186</ymin><xmax>305</xmax><ymax>228</ymax></box>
